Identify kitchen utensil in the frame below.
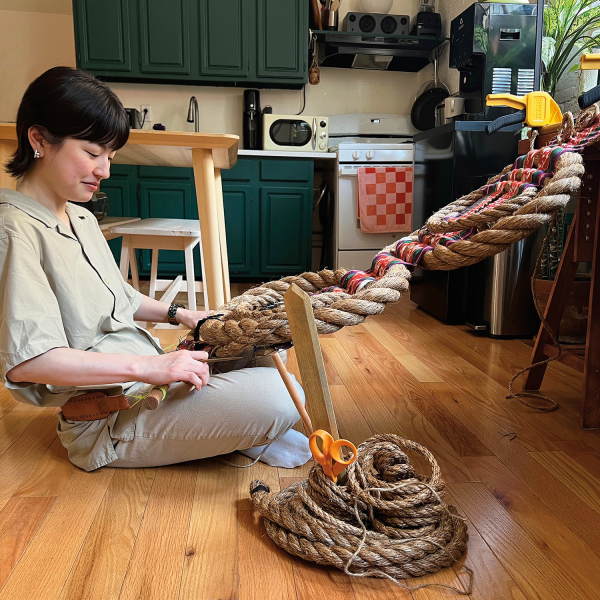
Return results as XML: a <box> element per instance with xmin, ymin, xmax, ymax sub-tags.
<box><xmin>323</xmin><ymin>7</ymin><xmax>338</xmax><ymax>30</ymax></box>
<box><xmin>309</xmin><ymin>429</ymin><xmax>357</xmax><ymax>483</ymax></box>
<box><xmin>310</xmin><ymin>0</ymin><xmax>322</xmax><ymax>29</ymax></box>
<box><xmin>410</xmin><ymin>52</ymin><xmax>449</xmax><ymax>131</ymax></box>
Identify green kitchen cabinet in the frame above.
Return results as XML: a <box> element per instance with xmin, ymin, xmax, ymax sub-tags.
<box><xmin>73</xmin><ymin>0</ymin><xmax>133</xmax><ymax>73</ymax></box>
<box><xmin>73</xmin><ymin>0</ymin><xmax>308</xmax><ymax>86</ymax></box>
<box><xmin>255</xmin><ymin>0</ymin><xmax>307</xmax><ymax>82</ymax></box>
<box><xmin>198</xmin><ymin>0</ymin><xmax>249</xmax><ymax>79</ymax></box>
<box><xmin>259</xmin><ymin>186</ymin><xmax>311</xmax><ymax>275</ymax></box>
<box><xmin>138</xmin><ymin>0</ymin><xmax>191</xmax><ymax>75</ymax></box>
<box><xmin>101</xmin><ymin>158</ymin><xmax>313</xmax><ymax>281</ymax></box>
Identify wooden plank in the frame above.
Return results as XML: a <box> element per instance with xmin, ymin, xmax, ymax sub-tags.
<box><xmin>0</xmin><ymin>467</ymin><xmax>115</xmax><ymax>600</ymax></box>
<box><xmin>444</xmin><ymin>490</ymin><xmax>529</xmax><ymax>600</ymax></box>
<box><xmin>293</xmin><ymin>560</ymin><xmax>356</xmax><ymax>600</ymax></box>
<box><xmin>0</xmin><ymin>387</ymin><xmax>18</xmax><ymax>419</ymax></box>
<box><xmin>449</xmin><ymin>482</ymin><xmax>592</xmax><ymax>600</ymax></box>
<box><xmin>238</xmin><ymin>509</ymin><xmax>296</xmax><ymax>600</ymax></box>
<box><xmin>118</xmin><ymin>465</ymin><xmax>196</xmax><ymax>600</ymax></box>
<box><xmin>58</xmin><ymin>468</ymin><xmax>155</xmax><ymax>600</ymax></box>
<box><xmin>330</xmin><ymin>385</ymin><xmax>374</xmax><ymax>447</ymax></box>
<box><xmin>236</xmin><ymin>455</ymin><xmax>280</xmax><ymax>512</ymax></box>
<box><xmin>463</xmin><ymin>456</ymin><xmax>600</xmax><ymax>598</ymax></box>
<box><xmin>0</xmin><ymin>496</ymin><xmax>56</xmax><ymax>590</ymax></box>
<box><xmin>0</xmin><ymin>402</ymin><xmax>41</xmax><ymax>459</ymax></box>
<box><xmin>284</xmin><ymin>284</ymin><xmax>339</xmax><ymax>438</ymax></box>
<box><xmin>180</xmin><ymin>461</ymin><xmax>238</xmax><ymax>600</ymax></box>
<box><xmin>549</xmin><ymin>441</ymin><xmax>600</xmax><ymax>479</ymax></box>
<box><xmin>15</xmin><ymin>437</ymin><xmax>75</xmax><ymax>497</ymax></box>
<box><xmin>529</xmin><ymin>450</ymin><xmax>600</xmax><ymax>513</ymax></box>
<box><xmin>321</xmin><ymin>337</ymin><xmax>478</xmax><ymax>483</ymax></box>
<box><xmin>0</xmin><ymin>410</ymin><xmax>59</xmax><ymax>511</ymax></box>
<box><xmin>360</xmin><ymin>320</ymin><xmax>443</xmax><ymax>383</ymax></box>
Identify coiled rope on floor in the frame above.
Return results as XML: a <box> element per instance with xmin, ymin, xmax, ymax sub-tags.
<box><xmin>250</xmin><ymin>434</ymin><xmax>472</xmax><ymax>595</ymax></box>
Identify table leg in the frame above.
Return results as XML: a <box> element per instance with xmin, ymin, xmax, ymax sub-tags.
<box><xmin>129</xmin><ymin>246</ymin><xmax>140</xmax><ymax>291</ymax></box>
<box><xmin>214</xmin><ymin>168</ymin><xmax>231</xmax><ymax>303</ymax></box>
<box><xmin>149</xmin><ymin>249</ymin><xmax>159</xmax><ymax>299</ymax></box>
<box><xmin>0</xmin><ymin>140</ymin><xmax>17</xmax><ymax>191</ymax></box>
<box><xmin>192</xmin><ymin>148</ymin><xmax>224</xmax><ymax>309</ymax></box>
<box><xmin>184</xmin><ymin>240</ymin><xmax>197</xmax><ymax>311</ymax></box>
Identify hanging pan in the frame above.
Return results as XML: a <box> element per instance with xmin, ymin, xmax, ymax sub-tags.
<box><xmin>411</xmin><ymin>51</ymin><xmax>449</xmax><ymax>131</ymax></box>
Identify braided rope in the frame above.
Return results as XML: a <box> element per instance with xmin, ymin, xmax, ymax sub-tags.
<box><xmin>250</xmin><ymin>434</ymin><xmax>471</xmax><ymax>594</ymax></box>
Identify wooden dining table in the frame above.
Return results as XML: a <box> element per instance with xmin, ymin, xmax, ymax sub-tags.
<box><xmin>0</xmin><ymin>123</ymin><xmax>239</xmax><ymax>309</ymax></box>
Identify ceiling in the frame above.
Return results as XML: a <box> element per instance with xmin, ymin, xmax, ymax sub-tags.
<box><xmin>0</xmin><ymin>0</ymin><xmax>72</xmax><ymax>15</ymax></box>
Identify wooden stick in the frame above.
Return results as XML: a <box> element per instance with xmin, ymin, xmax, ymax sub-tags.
<box><xmin>143</xmin><ymin>384</ymin><xmax>170</xmax><ymax>410</ymax></box>
<box><xmin>283</xmin><ymin>284</ymin><xmax>339</xmax><ymax>439</ymax></box>
<box><xmin>271</xmin><ymin>352</ymin><xmax>313</xmax><ymax>435</ymax></box>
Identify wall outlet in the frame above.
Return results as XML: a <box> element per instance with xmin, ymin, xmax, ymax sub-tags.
<box><xmin>140</xmin><ymin>105</ymin><xmax>152</xmax><ymax>123</ymax></box>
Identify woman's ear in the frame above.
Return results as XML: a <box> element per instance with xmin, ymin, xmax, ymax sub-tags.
<box><xmin>27</xmin><ymin>126</ymin><xmax>46</xmax><ymax>158</ymax></box>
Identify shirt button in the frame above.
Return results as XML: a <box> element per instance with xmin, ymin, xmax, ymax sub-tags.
<box><xmin>104</xmin><ymin>278</ymin><xmax>110</xmax><ymax>285</ymax></box>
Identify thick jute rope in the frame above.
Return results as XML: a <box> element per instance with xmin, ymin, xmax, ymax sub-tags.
<box><xmin>394</xmin><ymin>152</ymin><xmax>584</xmax><ymax>271</ymax></box>
<box><xmin>250</xmin><ymin>434</ymin><xmax>472</xmax><ymax>595</ymax></box>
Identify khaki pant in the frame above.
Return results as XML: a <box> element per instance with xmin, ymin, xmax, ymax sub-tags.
<box><xmin>109</xmin><ymin>351</ymin><xmax>304</xmax><ymax>468</ymax></box>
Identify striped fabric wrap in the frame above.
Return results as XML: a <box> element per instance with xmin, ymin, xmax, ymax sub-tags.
<box><xmin>392</xmin><ymin>229</ymin><xmax>477</xmax><ymax>267</ymax></box>
<box><xmin>340</xmin><ymin>252</ymin><xmax>410</xmax><ymax>295</ymax></box>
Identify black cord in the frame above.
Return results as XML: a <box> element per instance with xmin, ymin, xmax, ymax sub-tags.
<box><xmin>296</xmin><ymin>85</ymin><xmax>306</xmax><ymax>115</ymax></box>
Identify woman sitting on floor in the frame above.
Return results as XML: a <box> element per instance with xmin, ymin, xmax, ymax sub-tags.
<box><xmin>0</xmin><ymin>66</ymin><xmax>310</xmax><ymax>472</ymax></box>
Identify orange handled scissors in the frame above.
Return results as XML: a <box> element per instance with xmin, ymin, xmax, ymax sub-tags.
<box><xmin>309</xmin><ymin>430</ymin><xmax>357</xmax><ymax>483</ymax></box>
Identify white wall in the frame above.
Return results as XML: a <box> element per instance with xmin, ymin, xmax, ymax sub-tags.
<box><xmin>0</xmin><ymin>0</ymin><xmax>428</xmax><ymax>134</ymax></box>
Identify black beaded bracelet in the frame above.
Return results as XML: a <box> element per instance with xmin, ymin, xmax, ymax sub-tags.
<box><xmin>167</xmin><ymin>303</ymin><xmax>185</xmax><ymax>326</ymax></box>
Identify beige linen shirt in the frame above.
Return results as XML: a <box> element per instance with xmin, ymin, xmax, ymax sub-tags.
<box><xmin>0</xmin><ymin>188</ymin><xmax>163</xmax><ymax>471</ymax></box>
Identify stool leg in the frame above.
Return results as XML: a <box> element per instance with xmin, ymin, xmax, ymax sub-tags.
<box><xmin>197</xmin><ymin>237</ymin><xmax>209</xmax><ymax>312</ymax></box>
<box><xmin>184</xmin><ymin>240</ymin><xmax>197</xmax><ymax>311</ymax></box>
<box><xmin>119</xmin><ymin>235</ymin><xmax>131</xmax><ymax>283</ymax></box>
<box><xmin>149</xmin><ymin>249</ymin><xmax>159</xmax><ymax>300</ymax></box>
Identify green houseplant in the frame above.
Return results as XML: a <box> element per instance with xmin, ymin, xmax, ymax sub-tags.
<box><xmin>542</xmin><ymin>0</ymin><xmax>600</xmax><ymax>97</ymax></box>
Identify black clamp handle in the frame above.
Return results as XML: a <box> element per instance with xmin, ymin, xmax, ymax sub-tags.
<box><xmin>486</xmin><ymin>109</ymin><xmax>527</xmax><ymax>135</ymax></box>
<box><xmin>578</xmin><ymin>84</ymin><xmax>600</xmax><ymax>110</ymax></box>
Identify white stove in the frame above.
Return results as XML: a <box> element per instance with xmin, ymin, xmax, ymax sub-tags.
<box><xmin>328</xmin><ymin>114</ymin><xmax>416</xmax><ymax>271</ymax></box>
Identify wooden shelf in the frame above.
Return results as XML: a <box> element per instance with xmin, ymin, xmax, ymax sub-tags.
<box><xmin>314</xmin><ymin>30</ymin><xmax>447</xmax><ymax>73</ymax></box>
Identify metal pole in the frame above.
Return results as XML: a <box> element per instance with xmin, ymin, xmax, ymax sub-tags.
<box><xmin>534</xmin><ymin>0</ymin><xmax>545</xmax><ymax>91</ymax></box>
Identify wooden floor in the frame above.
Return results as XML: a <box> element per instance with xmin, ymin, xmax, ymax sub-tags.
<box><xmin>1</xmin><ymin>288</ymin><xmax>600</xmax><ymax>600</ymax></box>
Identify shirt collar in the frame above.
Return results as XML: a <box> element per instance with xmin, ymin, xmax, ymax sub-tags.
<box><xmin>0</xmin><ymin>188</ymin><xmax>82</xmax><ymax>239</ymax></box>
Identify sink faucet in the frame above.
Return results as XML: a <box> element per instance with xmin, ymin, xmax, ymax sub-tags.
<box><xmin>186</xmin><ymin>96</ymin><xmax>199</xmax><ymax>132</ymax></box>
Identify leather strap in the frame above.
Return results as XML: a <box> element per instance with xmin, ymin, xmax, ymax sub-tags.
<box><xmin>61</xmin><ymin>391</ymin><xmax>131</xmax><ymax>421</ymax></box>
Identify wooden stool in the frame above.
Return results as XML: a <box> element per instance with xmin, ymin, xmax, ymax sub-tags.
<box><xmin>110</xmin><ymin>218</ymin><xmax>208</xmax><ymax>327</ymax></box>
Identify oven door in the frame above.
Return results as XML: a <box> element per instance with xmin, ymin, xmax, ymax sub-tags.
<box><xmin>265</xmin><ymin>117</ymin><xmax>316</xmax><ymax>151</ymax></box>
<box><xmin>335</xmin><ymin>163</ymin><xmax>411</xmax><ymax>270</ymax></box>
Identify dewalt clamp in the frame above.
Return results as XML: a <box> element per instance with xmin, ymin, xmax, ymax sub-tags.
<box><xmin>578</xmin><ymin>54</ymin><xmax>600</xmax><ymax>109</ymax></box>
<box><xmin>485</xmin><ymin>92</ymin><xmax>563</xmax><ymax>135</ymax></box>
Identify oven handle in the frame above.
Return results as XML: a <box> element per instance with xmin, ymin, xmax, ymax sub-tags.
<box><xmin>312</xmin><ymin>118</ymin><xmax>317</xmax><ymax>151</ymax></box>
<box><xmin>339</xmin><ymin>164</ymin><xmax>412</xmax><ymax>176</ymax></box>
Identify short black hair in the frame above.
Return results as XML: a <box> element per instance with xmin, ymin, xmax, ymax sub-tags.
<box><xmin>5</xmin><ymin>66</ymin><xmax>129</xmax><ymax>178</ymax></box>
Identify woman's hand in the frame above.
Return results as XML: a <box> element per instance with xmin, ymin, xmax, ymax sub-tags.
<box><xmin>176</xmin><ymin>308</ymin><xmax>214</xmax><ymax>330</ymax></box>
<box><xmin>133</xmin><ymin>350</ymin><xmax>210</xmax><ymax>391</ymax></box>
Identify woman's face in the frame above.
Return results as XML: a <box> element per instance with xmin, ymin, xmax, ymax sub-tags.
<box><xmin>38</xmin><ymin>138</ymin><xmax>115</xmax><ymax>203</ymax></box>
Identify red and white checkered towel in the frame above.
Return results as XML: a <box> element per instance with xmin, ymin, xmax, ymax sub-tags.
<box><xmin>357</xmin><ymin>166</ymin><xmax>413</xmax><ymax>233</ymax></box>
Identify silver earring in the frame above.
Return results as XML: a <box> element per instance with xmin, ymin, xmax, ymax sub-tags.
<box><xmin>34</xmin><ymin>149</ymin><xmax>40</xmax><ymax>158</ymax></box>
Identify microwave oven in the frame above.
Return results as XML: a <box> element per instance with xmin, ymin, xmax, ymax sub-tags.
<box><xmin>263</xmin><ymin>114</ymin><xmax>329</xmax><ymax>152</ymax></box>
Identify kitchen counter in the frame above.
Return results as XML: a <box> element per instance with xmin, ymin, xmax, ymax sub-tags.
<box><xmin>238</xmin><ymin>149</ymin><xmax>336</xmax><ymax>159</ymax></box>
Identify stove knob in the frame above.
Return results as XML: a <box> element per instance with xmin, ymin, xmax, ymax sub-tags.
<box><xmin>319</xmin><ymin>142</ymin><xmax>326</xmax><ymax>150</ymax></box>
<box><xmin>352</xmin><ymin>151</ymin><xmax>360</xmax><ymax>160</ymax></box>
<box><xmin>366</xmin><ymin>150</ymin><xmax>373</xmax><ymax>160</ymax></box>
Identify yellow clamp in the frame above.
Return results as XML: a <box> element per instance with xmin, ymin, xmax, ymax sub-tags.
<box><xmin>486</xmin><ymin>92</ymin><xmax>562</xmax><ymax>128</ymax></box>
<box><xmin>581</xmin><ymin>54</ymin><xmax>600</xmax><ymax>70</ymax></box>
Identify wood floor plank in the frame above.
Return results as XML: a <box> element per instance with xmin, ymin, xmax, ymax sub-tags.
<box><xmin>180</xmin><ymin>460</ymin><xmax>238</xmax><ymax>600</ymax></box>
<box><xmin>293</xmin><ymin>555</ymin><xmax>355</xmax><ymax>600</ymax></box>
<box><xmin>349</xmin><ymin>577</ymin><xmax>412</xmax><ymax>600</ymax></box>
<box><xmin>449</xmin><ymin>482</ymin><xmax>591</xmax><ymax>600</ymax></box>
<box><xmin>330</xmin><ymin>385</ymin><xmax>374</xmax><ymax>447</ymax></box>
<box><xmin>0</xmin><ymin>496</ymin><xmax>56</xmax><ymax>590</ymax></box>
<box><xmin>323</xmin><ymin>337</ymin><xmax>479</xmax><ymax>483</ymax></box>
<box><xmin>529</xmin><ymin>451</ymin><xmax>600</xmax><ymax>514</ymax></box>
<box><xmin>238</xmin><ymin>509</ymin><xmax>296</xmax><ymax>600</ymax></box>
<box><xmin>236</xmin><ymin>457</ymin><xmax>280</xmax><ymax>511</ymax></box>
<box><xmin>0</xmin><ymin>410</ymin><xmax>60</xmax><ymax>511</ymax></box>
<box><xmin>462</xmin><ymin>455</ymin><xmax>600</xmax><ymax>599</ymax></box>
<box><xmin>118</xmin><ymin>465</ymin><xmax>196</xmax><ymax>600</ymax></box>
<box><xmin>0</xmin><ymin>402</ymin><xmax>41</xmax><ymax>458</ymax></box>
<box><xmin>548</xmin><ymin>441</ymin><xmax>600</xmax><ymax>479</ymax></box>
<box><xmin>0</xmin><ymin>388</ymin><xmax>18</xmax><ymax>420</ymax></box>
<box><xmin>15</xmin><ymin>437</ymin><xmax>75</xmax><ymax>498</ymax></box>
<box><xmin>279</xmin><ymin>476</ymin><xmax>305</xmax><ymax>489</ymax></box>
<box><xmin>444</xmin><ymin>490</ymin><xmax>528</xmax><ymax>600</ymax></box>
<box><xmin>57</xmin><ymin>468</ymin><xmax>155</xmax><ymax>600</ymax></box>
<box><xmin>0</xmin><ymin>468</ymin><xmax>115</xmax><ymax>600</ymax></box>
<box><xmin>409</xmin><ymin>566</ymin><xmax>469</xmax><ymax>600</ymax></box>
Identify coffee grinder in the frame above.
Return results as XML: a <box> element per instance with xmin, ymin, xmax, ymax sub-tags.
<box><xmin>449</xmin><ymin>3</ymin><xmax>539</xmax><ymax>121</ymax></box>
